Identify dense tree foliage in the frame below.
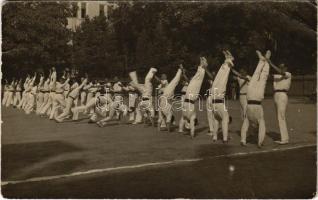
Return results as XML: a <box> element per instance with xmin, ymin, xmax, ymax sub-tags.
<box><xmin>72</xmin><ymin>15</ymin><xmax>122</xmax><ymax>78</ymax></box>
<box><xmin>2</xmin><ymin>2</ymin><xmax>72</xmax><ymax>77</ymax></box>
<box><xmin>2</xmin><ymin>1</ymin><xmax>316</xmax><ymax>80</ymax></box>
<box><xmin>110</xmin><ymin>2</ymin><xmax>316</xmax><ymax>78</ymax></box>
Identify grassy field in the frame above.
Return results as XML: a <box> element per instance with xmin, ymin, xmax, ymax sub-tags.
<box><xmin>1</xmin><ymin>97</ymin><xmax>316</xmax><ymax>198</ymax></box>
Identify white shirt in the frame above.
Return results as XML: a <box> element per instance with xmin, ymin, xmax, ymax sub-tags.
<box><xmin>113</xmin><ymin>82</ymin><xmax>123</xmax><ymax>101</ymax></box>
<box><xmin>71</xmin><ymin>82</ymin><xmax>79</xmax><ymax>90</ymax></box>
<box><xmin>185</xmin><ymin>66</ymin><xmax>205</xmax><ymax>101</ymax></box>
<box><xmin>211</xmin><ymin>63</ymin><xmax>231</xmax><ymax>99</ymax></box>
<box><xmin>237</xmin><ymin>75</ymin><xmax>251</xmax><ymax>94</ymax></box>
<box><xmin>247</xmin><ymin>60</ymin><xmax>270</xmax><ymax>101</ymax></box>
<box><xmin>273</xmin><ymin>72</ymin><xmax>292</xmax><ymax>91</ymax></box>
<box><xmin>55</xmin><ymin>82</ymin><xmax>65</xmax><ymax>93</ymax></box>
<box><xmin>64</xmin><ymin>83</ymin><xmax>70</xmax><ymax>92</ymax></box>
<box><xmin>31</xmin><ymin>86</ymin><xmax>38</xmax><ymax>95</ymax></box>
<box><xmin>142</xmin><ymin>68</ymin><xmax>157</xmax><ymax>99</ymax></box>
<box><xmin>16</xmin><ymin>84</ymin><xmax>22</xmax><ymax>91</ymax></box>
<box><xmin>113</xmin><ymin>82</ymin><xmax>123</xmax><ymax>93</ymax></box>
<box><xmin>43</xmin><ymin>79</ymin><xmax>50</xmax><ymax>91</ymax></box>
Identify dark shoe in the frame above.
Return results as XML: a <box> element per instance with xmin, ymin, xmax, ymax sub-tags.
<box><xmin>194</xmin><ymin>118</ymin><xmax>199</xmax><ymax>126</ymax></box>
<box><xmin>167</xmin><ymin>122</ymin><xmax>171</xmax><ymax>132</ymax></box>
<box><xmin>88</xmin><ymin>119</ymin><xmax>95</xmax><ymax>124</ymax></box>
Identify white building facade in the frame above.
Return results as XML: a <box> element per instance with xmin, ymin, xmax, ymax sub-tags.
<box><xmin>67</xmin><ymin>2</ymin><xmax>118</xmax><ymax>31</ymax></box>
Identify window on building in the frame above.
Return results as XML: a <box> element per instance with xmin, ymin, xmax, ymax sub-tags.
<box><xmin>81</xmin><ymin>3</ymin><xmax>86</xmax><ymax>18</ymax></box>
<box><xmin>71</xmin><ymin>2</ymin><xmax>78</xmax><ymax>17</ymax></box>
<box><xmin>99</xmin><ymin>5</ymin><xmax>105</xmax><ymax>16</ymax></box>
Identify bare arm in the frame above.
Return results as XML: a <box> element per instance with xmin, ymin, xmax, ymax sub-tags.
<box><xmin>60</xmin><ymin>78</ymin><xmax>70</xmax><ymax>88</ymax></box>
<box><xmin>154</xmin><ymin>75</ymin><xmax>161</xmax><ymax>83</ymax></box>
<box><xmin>78</xmin><ymin>79</ymin><xmax>88</xmax><ymax>90</ymax></box>
<box><xmin>30</xmin><ymin>74</ymin><xmax>37</xmax><ymax>86</ymax></box>
<box><xmin>83</xmin><ymin>82</ymin><xmax>92</xmax><ymax>90</ymax></box>
<box><xmin>231</xmin><ymin>68</ymin><xmax>249</xmax><ymax>81</ymax></box>
<box><xmin>38</xmin><ymin>76</ymin><xmax>44</xmax><ymax>87</ymax></box>
<box><xmin>205</xmin><ymin>68</ymin><xmax>215</xmax><ymax>80</ymax></box>
<box><xmin>182</xmin><ymin>71</ymin><xmax>189</xmax><ymax>82</ymax></box>
<box><xmin>50</xmin><ymin>69</ymin><xmax>57</xmax><ymax>84</ymax></box>
<box><xmin>268</xmin><ymin>60</ymin><xmax>284</xmax><ymax>75</ymax></box>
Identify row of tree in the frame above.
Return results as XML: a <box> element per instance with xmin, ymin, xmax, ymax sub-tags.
<box><xmin>2</xmin><ymin>1</ymin><xmax>317</xmax><ymax>80</ymax></box>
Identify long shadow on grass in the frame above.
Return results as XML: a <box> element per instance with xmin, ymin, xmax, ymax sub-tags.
<box><xmin>2</xmin><ymin>140</ymin><xmax>83</xmax><ymax>180</ymax></box>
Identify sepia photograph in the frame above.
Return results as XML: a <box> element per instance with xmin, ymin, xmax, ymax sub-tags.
<box><xmin>1</xmin><ymin>0</ymin><xmax>317</xmax><ymax>198</ymax></box>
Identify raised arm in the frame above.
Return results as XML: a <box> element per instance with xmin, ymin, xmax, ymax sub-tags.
<box><xmin>83</xmin><ymin>82</ymin><xmax>92</xmax><ymax>90</ymax></box>
<box><xmin>50</xmin><ymin>68</ymin><xmax>57</xmax><ymax>84</ymax></box>
<box><xmin>77</xmin><ymin>78</ymin><xmax>88</xmax><ymax>89</ymax></box>
<box><xmin>154</xmin><ymin>75</ymin><xmax>161</xmax><ymax>83</ymax></box>
<box><xmin>10</xmin><ymin>78</ymin><xmax>15</xmax><ymax>86</ymax></box>
<box><xmin>200</xmin><ymin>57</ymin><xmax>214</xmax><ymax>80</ymax></box>
<box><xmin>182</xmin><ymin>70</ymin><xmax>189</xmax><ymax>82</ymax></box>
<box><xmin>60</xmin><ymin>78</ymin><xmax>70</xmax><ymax>88</ymax></box>
<box><xmin>38</xmin><ymin>75</ymin><xmax>44</xmax><ymax>87</ymax></box>
<box><xmin>24</xmin><ymin>75</ymin><xmax>30</xmax><ymax>84</ymax></box>
<box><xmin>179</xmin><ymin>64</ymin><xmax>189</xmax><ymax>82</ymax></box>
<box><xmin>29</xmin><ymin>73</ymin><xmax>37</xmax><ymax>86</ymax></box>
<box><xmin>267</xmin><ymin>60</ymin><xmax>284</xmax><ymax>75</ymax></box>
<box><xmin>231</xmin><ymin>68</ymin><xmax>249</xmax><ymax>81</ymax></box>
<box><xmin>205</xmin><ymin>68</ymin><xmax>215</xmax><ymax>80</ymax></box>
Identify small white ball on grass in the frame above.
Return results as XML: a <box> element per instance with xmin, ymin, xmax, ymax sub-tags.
<box><xmin>229</xmin><ymin>165</ymin><xmax>235</xmax><ymax>172</ymax></box>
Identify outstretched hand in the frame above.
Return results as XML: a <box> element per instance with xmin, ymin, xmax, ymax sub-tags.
<box><xmin>223</xmin><ymin>50</ymin><xmax>234</xmax><ymax>66</ymax></box>
<box><xmin>200</xmin><ymin>57</ymin><xmax>208</xmax><ymax>68</ymax></box>
<box><xmin>256</xmin><ymin>50</ymin><xmax>265</xmax><ymax>60</ymax></box>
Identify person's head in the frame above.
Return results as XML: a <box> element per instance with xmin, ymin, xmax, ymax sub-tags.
<box><xmin>106</xmin><ymin>82</ymin><xmax>112</xmax><ymax>88</ymax></box>
<box><xmin>239</xmin><ymin>68</ymin><xmax>247</xmax><ymax>76</ymax></box>
<box><xmin>279</xmin><ymin>63</ymin><xmax>287</xmax><ymax>73</ymax></box>
<box><xmin>113</xmin><ymin>76</ymin><xmax>119</xmax><ymax>83</ymax></box>
<box><xmin>161</xmin><ymin>74</ymin><xmax>167</xmax><ymax>81</ymax></box>
<box><xmin>182</xmin><ymin>80</ymin><xmax>188</xmax><ymax>86</ymax></box>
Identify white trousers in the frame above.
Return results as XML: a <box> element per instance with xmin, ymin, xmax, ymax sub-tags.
<box><xmin>134</xmin><ymin>99</ymin><xmax>154</xmax><ymax>123</ymax></box>
<box><xmin>241</xmin><ymin>104</ymin><xmax>266</xmax><ymax>145</ymax></box>
<box><xmin>13</xmin><ymin>92</ymin><xmax>22</xmax><ymax>106</ymax></box>
<box><xmin>128</xmin><ymin>93</ymin><xmax>138</xmax><ymax>121</ymax></box>
<box><xmin>25</xmin><ymin>93</ymin><xmax>36</xmax><ymax>114</ymax></box>
<box><xmin>5</xmin><ymin>92</ymin><xmax>14</xmax><ymax>107</ymax></box>
<box><xmin>2</xmin><ymin>91</ymin><xmax>8</xmax><ymax>106</ymax></box>
<box><xmin>207</xmin><ymin>101</ymin><xmax>229</xmax><ymax>141</ymax></box>
<box><xmin>274</xmin><ymin>92</ymin><xmax>289</xmax><ymax>142</ymax></box>
<box><xmin>239</xmin><ymin>94</ymin><xmax>248</xmax><ymax>120</ymax></box>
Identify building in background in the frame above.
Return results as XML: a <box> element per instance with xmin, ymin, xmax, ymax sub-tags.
<box><xmin>67</xmin><ymin>2</ymin><xmax>118</xmax><ymax>31</ymax></box>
